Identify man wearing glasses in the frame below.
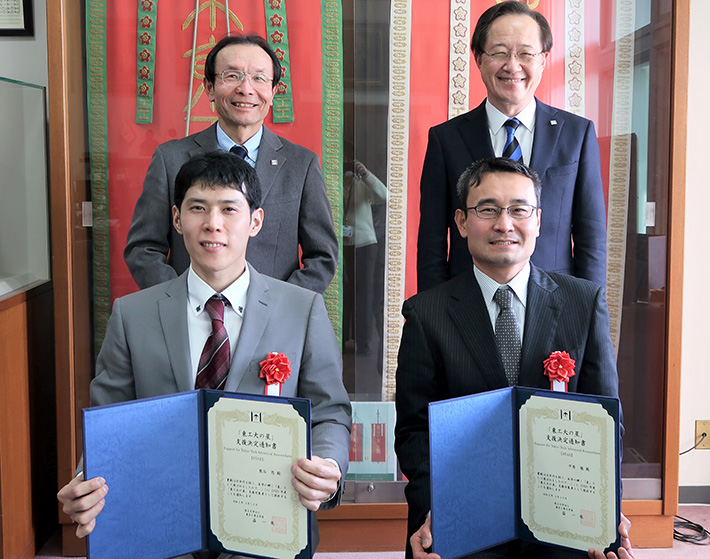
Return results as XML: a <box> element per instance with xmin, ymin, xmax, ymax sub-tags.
<box><xmin>125</xmin><ymin>34</ymin><xmax>338</xmax><ymax>295</ymax></box>
<box><xmin>396</xmin><ymin>157</ymin><xmax>632</xmax><ymax>559</ymax></box>
<box><xmin>417</xmin><ymin>0</ymin><xmax>607</xmax><ymax>293</ymax></box>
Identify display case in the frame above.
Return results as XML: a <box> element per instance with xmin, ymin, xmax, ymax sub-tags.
<box><xmin>0</xmin><ymin>77</ymin><xmax>50</xmax><ymax>298</ymax></box>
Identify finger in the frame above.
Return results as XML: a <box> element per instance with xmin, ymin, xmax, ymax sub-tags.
<box><xmin>62</xmin><ymin>483</ymin><xmax>108</xmax><ymax>519</ymax></box>
<box><xmin>76</xmin><ymin>516</ymin><xmax>97</xmax><ymax>538</ymax></box>
<box><xmin>70</xmin><ymin>489</ymin><xmax>107</xmax><ymax>527</ymax></box>
<box><xmin>291</xmin><ymin>474</ymin><xmax>332</xmax><ymax>508</ymax></box>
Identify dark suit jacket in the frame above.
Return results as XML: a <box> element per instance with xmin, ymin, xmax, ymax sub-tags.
<box><xmin>417</xmin><ymin>99</ymin><xmax>607</xmax><ymax>292</ymax></box>
<box><xmin>394</xmin><ymin>264</ymin><xmax>619</xmax><ymax>553</ymax></box>
<box><xmin>124</xmin><ymin>123</ymin><xmax>338</xmax><ymax>294</ymax></box>
<box><xmin>91</xmin><ymin>264</ymin><xmax>352</xmax><ymax>559</ymax></box>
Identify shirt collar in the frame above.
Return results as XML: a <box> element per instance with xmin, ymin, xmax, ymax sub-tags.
<box><xmin>187</xmin><ymin>264</ymin><xmax>250</xmax><ymax>318</ymax></box>
<box><xmin>215</xmin><ymin>122</ymin><xmax>263</xmax><ymax>164</ymax></box>
<box><xmin>485</xmin><ymin>98</ymin><xmax>537</xmax><ymax>135</ymax></box>
<box><xmin>473</xmin><ymin>262</ymin><xmax>530</xmax><ymax>308</ymax></box>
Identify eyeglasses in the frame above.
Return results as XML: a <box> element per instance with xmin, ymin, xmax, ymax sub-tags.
<box><xmin>483</xmin><ymin>51</ymin><xmax>543</xmax><ymax>64</ymax></box>
<box><xmin>467</xmin><ymin>204</ymin><xmax>538</xmax><ymax>220</ymax></box>
<box><xmin>219</xmin><ymin>70</ymin><xmax>273</xmax><ymax>88</ymax></box>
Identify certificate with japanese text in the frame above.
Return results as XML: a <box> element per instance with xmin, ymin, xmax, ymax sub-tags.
<box><xmin>83</xmin><ymin>389</ymin><xmax>311</xmax><ymax>559</ymax></box>
<box><xmin>429</xmin><ymin>387</ymin><xmax>621</xmax><ymax>559</ymax></box>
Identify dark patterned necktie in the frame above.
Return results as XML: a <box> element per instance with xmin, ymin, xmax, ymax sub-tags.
<box><xmin>195</xmin><ymin>296</ymin><xmax>230</xmax><ymax>390</ymax></box>
<box><xmin>230</xmin><ymin>144</ymin><xmax>247</xmax><ymax>159</ymax></box>
<box><xmin>502</xmin><ymin>118</ymin><xmax>523</xmax><ymax>162</ymax></box>
<box><xmin>493</xmin><ymin>286</ymin><xmax>521</xmax><ymax>386</ymax></box>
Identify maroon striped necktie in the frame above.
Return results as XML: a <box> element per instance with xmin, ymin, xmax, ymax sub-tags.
<box><xmin>195</xmin><ymin>296</ymin><xmax>230</xmax><ymax>390</ymax></box>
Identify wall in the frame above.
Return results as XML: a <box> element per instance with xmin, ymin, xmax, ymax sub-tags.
<box><xmin>0</xmin><ymin>0</ymin><xmax>47</xmax><ymax>86</ymax></box>
<box><xmin>679</xmin><ymin>0</ymin><xmax>710</xmax><ymax>499</ymax></box>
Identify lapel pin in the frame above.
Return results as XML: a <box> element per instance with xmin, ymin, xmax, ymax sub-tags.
<box><xmin>271</xmin><ymin>159</ymin><xmax>278</xmax><ymax>166</ymax></box>
<box><xmin>550</xmin><ymin>119</ymin><xmax>557</xmax><ymax>126</ymax></box>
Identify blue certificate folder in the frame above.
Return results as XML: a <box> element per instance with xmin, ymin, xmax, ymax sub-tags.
<box><xmin>429</xmin><ymin>387</ymin><xmax>621</xmax><ymax>559</ymax></box>
<box><xmin>83</xmin><ymin>389</ymin><xmax>311</xmax><ymax>559</ymax></box>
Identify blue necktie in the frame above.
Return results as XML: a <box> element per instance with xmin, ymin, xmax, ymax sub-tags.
<box><xmin>230</xmin><ymin>144</ymin><xmax>247</xmax><ymax>159</ymax></box>
<box><xmin>502</xmin><ymin>118</ymin><xmax>523</xmax><ymax>162</ymax></box>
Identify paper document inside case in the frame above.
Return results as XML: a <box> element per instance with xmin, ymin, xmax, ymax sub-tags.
<box><xmin>519</xmin><ymin>395</ymin><xmax>617</xmax><ymax>551</ymax></box>
<box><xmin>208</xmin><ymin>396</ymin><xmax>308</xmax><ymax>559</ymax></box>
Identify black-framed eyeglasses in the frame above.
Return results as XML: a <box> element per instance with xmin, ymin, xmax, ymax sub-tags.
<box><xmin>219</xmin><ymin>70</ymin><xmax>273</xmax><ymax>88</ymax></box>
<box><xmin>467</xmin><ymin>204</ymin><xmax>538</xmax><ymax>220</ymax></box>
<box><xmin>483</xmin><ymin>51</ymin><xmax>543</xmax><ymax>64</ymax></box>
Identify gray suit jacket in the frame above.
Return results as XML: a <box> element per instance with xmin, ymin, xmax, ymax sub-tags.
<box><xmin>394</xmin><ymin>264</ymin><xmax>620</xmax><ymax>555</ymax></box>
<box><xmin>124</xmin><ymin>124</ymin><xmax>338</xmax><ymax>294</ymax></box>
<box><xmin>91</xmin><ymin>263</ymin><xmax>351</xmax><ymax>558</ymax></box>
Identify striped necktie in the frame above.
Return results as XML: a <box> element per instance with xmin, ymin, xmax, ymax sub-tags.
<box><xmin>230</xmin><ymin>144</ymin><xmax>247</xmax><ymax>159</ymax></box>
<box><xmin>493</xmin><ymin>286</ymin><xmax>521</xmax><ymax>386</ymax></box>
<box><xmin>502</xmin><ymin>118</ymin><xmax>523</xmax><ymax>162</ymax></box>
<box><xmin>195</xmin><ymin>296</ymin><xmax>230</xmax><ymax>390</ymax></box>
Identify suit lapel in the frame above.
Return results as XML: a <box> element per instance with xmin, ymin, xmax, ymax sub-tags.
<box><xmin>190</xmin><ymin>123</ymin><xmax>220</xmax><ymax>156</ymax></box>
<box><xmin>254</xmin><ymin>127</ymin><xmax>284</xmax><ymax>202</ymax></box>
<box><xmin>518</xmin><ymin>265</ymin><xmax>560</xmax><ymax>388</ymax></box>
<box><xmin>158</xmin><ymin>274</ymin><xmax>194</xmax><ymax>392</ymax></box>
<box><xmin>529</xmin><ymin>100</ymin><xmax>563</xmax><ymax>175</ymax></box>
<box><xmin>458</xmin><ymin>101</ymin><xmax>495</xmax><ymax>161</ymax></box>
<box><xmin>224</xmin><ymin>264</ymin><xmax>273</xmax><ymax>392</ymax></box>
<box><xmin>447</xmin><ymin>272</ymin><xmax>509</xmax><ymax>390</ymax></box>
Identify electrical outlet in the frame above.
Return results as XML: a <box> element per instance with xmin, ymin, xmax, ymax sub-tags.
<box><xmin>696</xmin><ymin>420</ymin><xmax>710</xmax><ymax>449</ymax></box>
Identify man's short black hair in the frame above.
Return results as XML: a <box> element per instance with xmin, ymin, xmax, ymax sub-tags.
<box><xmin>471</xmin><ymin>0</ymin><xmax>553</xmax><ymax>59</ymax></box>
<box><xmin>204</xmin><ymin>34</ymin><xmax>282</xmax><ymax>87</ymax></box>
<box><xmin>174</xmin><ymin>151</ymin><xmax>262</xmax><ymax>212</ymax></box>
<box><xmin>456</xmin><ymin>157</ymin><xmax>542</xmax><ymax>212</ymax></box>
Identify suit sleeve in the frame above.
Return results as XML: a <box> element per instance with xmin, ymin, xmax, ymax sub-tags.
<box><xmin>571</xmin><ymin>120</ymin><xmax>607</xmax><ymax>288</ymax></box>
<box><xmin>124</xmin><ymin>145</ymin><xmax>179</xmax><ymax>289</ymax></box>
<box><xmin>417</xmin><ymin>127</ymin><xmax>451</xmax><ymax>292</ymax></box>
<box><xmin>394</xmin><ymin>298</ymin><xmax>444</xmax><ymax>538</ymax></box>
<box><xmin>289</xmin><ymin>153</ymin><xmax>338</xmax><ymax>294</ymax></box>
<box><xmin>90</xmin><ymin>298</ymin><xmax>138</xmax><ymax>407</ymax></box>
<box><xmin>298</xmin><ymin>293</ymin><xmax>351</xmax><ymax>508</ymax></box>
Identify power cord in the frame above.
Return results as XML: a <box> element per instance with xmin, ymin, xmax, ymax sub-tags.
<box><xmin>674</xmin><ymin>514</ymin><xmax>710</xmax><ymax>545</ymax></box>
<box><xmin>679</xmin><ymin>432</ymin><xmax>707</xmax><ymax>456</ymax></box>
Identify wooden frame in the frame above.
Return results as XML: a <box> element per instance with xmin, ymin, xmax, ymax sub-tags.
<box><xmin>0</xmin><ymin>0</ymin><xmax>33</xmax><ymax>36</ymax></box>
<box><xmin>47</xmin><ymin>0</ymin><xmax>689</xmax><ymax>553</ymax></box>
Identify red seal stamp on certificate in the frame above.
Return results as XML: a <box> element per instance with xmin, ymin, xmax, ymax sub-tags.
<box><xmin>271</xmin><ymin>515</ymin><xmax>288</xmax><ymax>534</ymax></box>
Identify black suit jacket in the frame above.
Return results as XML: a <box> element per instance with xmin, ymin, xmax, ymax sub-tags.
<box><xmin>417</xmin><ymin>99</ymin><xmax>607</xmax><ymax>291</ymax></box>
<box><xmin>394</xmin><ymin>264</ymin><xmax>619</xmax><ymax>552</ymax></box>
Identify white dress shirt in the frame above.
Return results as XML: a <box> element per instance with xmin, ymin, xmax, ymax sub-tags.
<box><xmin>473</xmin><ymin>263</ymin><xmax>531</xmax><ymax>343</ymax></box>
<box><xmin>486</xmin><ymin>99</ymin><xmax>536</xmax><ymax>165</ymax></box>
<box><xmin>186</xmin><ymin>265</ymin><xmax>250</xmax><ymax>384</ymax></box>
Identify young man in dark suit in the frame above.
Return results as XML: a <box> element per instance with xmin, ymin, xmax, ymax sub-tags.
<box><xmin>396</xmin><ymin>158</ymin><xmax>632</xmax><ymax>559</ymax></box>
<box><xmin>417</xmin><ymin>0</ymin><xmax>607</xmax><ymax>292</ymax></box>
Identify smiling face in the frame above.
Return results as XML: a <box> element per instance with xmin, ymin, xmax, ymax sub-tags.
<box><xmin>475</xmin><ymin>14</ymin><xmax>548</xmax><ymax>117</ymax></box>
<box><xmin>204</xmin><ymin>43</ymin><xmax>277</xmax><ymax>144</ymax></box>
<box><xmin>173</xmin><ymin>183</ymin><xmax>263</xmax><ymax>292</ymax></box>
<box><xmin>454</xmin><ymin>171</ymin><xmax>541</xmax><ymax>284</ymax></box>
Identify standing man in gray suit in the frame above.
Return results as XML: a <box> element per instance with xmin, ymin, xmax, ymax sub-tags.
<box><xmin>125</xmin><ymin>34</ymin><xmax>338</xmax><ymax>294</ymax></box>
<box><xmin>58</xmin><ymin>151</ymin><xmax>351</xmax><ymax>557</ymax></box>
<box><xmin>395</xmin><ymin>158</ymin><xmax>632</xmax><ymax>559</ymax></box>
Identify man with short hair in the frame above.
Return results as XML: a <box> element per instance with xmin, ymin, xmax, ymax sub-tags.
<box><xmin>125</xmin><ymin>34</ymin><xmax>338</xmax><ymax>294</ymax></box>
<box><xmin>396</xmin><ymin>158</ymin><xmax>632</xmax><ymax>559</ymax></box>
<box><xmin>417</xmin><ymin>0</ymin><xmax>607</xmax><ymax>292</ymax></box>
<box><xmin>59</xmin><ymin>151</ymin><xmax>351</xmax><ymax>558</ymax></box>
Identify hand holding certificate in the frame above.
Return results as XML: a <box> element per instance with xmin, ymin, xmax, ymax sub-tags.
<box><xmin>428</xmin><ymin>387</ymin><xmax>622</xmax><ymax>558</ymax></box>
<box><xmin>81</xmin><ymin>390</ymin><xmax>312</xmax><ymax>559</ymax></box>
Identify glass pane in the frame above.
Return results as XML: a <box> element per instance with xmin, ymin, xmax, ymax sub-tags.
<box><xmin>0</xmin><ymin>77</ymin><xmax>50</xmax><ymax>297</ymax></box>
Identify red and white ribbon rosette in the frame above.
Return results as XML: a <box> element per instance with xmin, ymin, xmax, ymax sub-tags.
<box><xmin>259</xmin><ymin>352</ymin><xmax>292</xmax><ymax>396</ymax></box>
<box><xmin>543</xmin><ymin>350</ymin><xmax>576</xmax><ymax>392</ymax></box>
